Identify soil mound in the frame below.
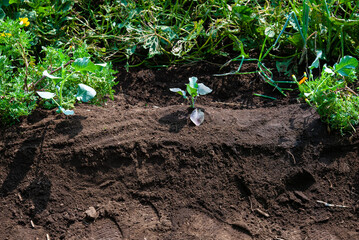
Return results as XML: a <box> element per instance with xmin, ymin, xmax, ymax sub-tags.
<box><xmin>1</xmin><ymin>62</ymin><xmax>359</xmax><ymax>239</ymax></box>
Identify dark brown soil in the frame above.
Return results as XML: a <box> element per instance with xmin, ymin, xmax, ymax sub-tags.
<box><xmin>1</xmin><ymin>61</ymin><xmax>359</xmax><ymax>240</ymax></box>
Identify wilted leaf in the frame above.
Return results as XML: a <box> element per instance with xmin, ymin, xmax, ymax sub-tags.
<box><xmin>76</xmin><ymin>84</ymin><xmax>96</xmax><ymax>102</ymax></box>
<box><xmin>190</xmin><ymin>108</ymin><xmax>205</xmax><ymax>126</ymax></box>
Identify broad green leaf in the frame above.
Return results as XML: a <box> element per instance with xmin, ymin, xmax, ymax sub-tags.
<box><xmin>188</xmin><ymin>77</ymin><xmax>198</xmax><ymax>89</ymax></box>
<box><xmin>43</xmin><ymin>70</ymin><xmax>61</xmax><ymax>79</ymax></box>
<box><xmin>190</xmin><ymin>108</ymin><xmax>204</xmax><ymax>126</ymax></box>
<box><xmin>59</xmin><ymin>107</ymin><xmax>74</xmax><ymax>115</ymax></box>
<box><xmin>76</xmin><ymin>84</ymin><xmax>96</xmax><ymax>102</ymax></box>
<box><xmin>72</xmin><ymin>57</ymin><xmax>99</xmax><ymax>72</ymax></box>
<box><xmin>309</xmin><ymin>50</ymin><xmax>323</xmax><ymax>70</ymax></box>
<box><xmin>37</xmin><ymin>91</ymin><xmax>56</xmax><ymax>99</ymax></box>
<box><xmin>170</xmin><ymin>88</ymin><xmax>187</xmax><ymax>98</ymax></box>
<box><xmin>197</xmin><ymin>83</ymin><xmax>212</xmax><ymax>95</ymax></box>
<box><xmin>334</xmin><ymin>56</ymin><xmax>358</xmax><ymax>77</ymax></box>
<box><xmin>0</xmin><ymin>0</ymin><xmax>9</xmax><ymax>7</ymax></box>
<box><xmin>0</xmin><ymin>7</ymin><xmax>5</xmax><ymax>19</ymax></box>
<box><xmin>186</xmin><ymin>84</ymin><xmax>198</xmax><ymax>97</ymax></box>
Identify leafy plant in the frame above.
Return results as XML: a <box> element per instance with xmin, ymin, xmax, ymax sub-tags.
<box><xmin>36</xmin><ymin>53</ymin><xmax>115</xmax><ymax>115</ymax></box>
<box><xmin>0</xmin><ymin>16</ymin><xmax>117</xmax><ymax>125</ymax></box>
<box><xmin>170</xmin><ymin>76</ymin><xmax>212</xmax><ymax>126</ymax></box>
<box><xmin>296</xmin><ymin>55</ymin><xmax>359</xmax><ymax>133</ymax></box>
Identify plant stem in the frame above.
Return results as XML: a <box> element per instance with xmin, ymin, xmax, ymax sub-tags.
<box><xmin>31</xmin><ymin>60</ymin><xmax>74</xmax><ymax>90</ymax></box>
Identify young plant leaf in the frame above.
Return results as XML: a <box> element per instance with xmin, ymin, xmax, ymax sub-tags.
<box><xmin>309</xmin><ymin>50</ymin><xmax>323</xmax><ymax>70</ymax></box>
<box><xmin>72</xmin><ymin>57</ymin><xmax>99</xmax><ymax>72</ymax></box>
<box><xmin>188</xmin><ymin>77</ymin><xmax>198</xmax><ymax>89</ymax></box>
<box><xmin>76</xmin><ymin>84</ymin><xmax>96</xmax><ymax>102</ymax></box>
<box><xmin>43</xmin><ymin>70</ymin><xmax>61</xmax><ymax>79</ymax></box>
<box><xmin>197</xmin><ymin>83</ymin><xmax>212</xmax><ymax>95</ymax></box>
<box><xmin>334</xmin><ymin>56</ymin><xmax>358</xmax><ymax>77</ymax></box>
<box><xmin>186</xmin><ymin>84</ymin><xmax>198</xmax><ymax>97</ymax></box>
<box><xmin>169</xmin><ymin>88</ymin><xmax>187</xmax><ymax>98</ymax></box>
<box><xmin>190</xmin><ymin>108</ymin><xmax>205</xmax><ymax>126</ymax></box>
<box><xmin>37</xmin><ymin>91</ymin><xmax>56</xmax><ymax>99</ymax></box>
<box><xmin>59</xmin><ymin>106</ymin><xmax>74</xmax><ymax>115</ymax></box>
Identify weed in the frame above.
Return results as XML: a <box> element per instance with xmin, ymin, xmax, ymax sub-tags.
<box><xmin>296</xmin><ymin>55</ymin><xmax>359</xmax><ymax>133</ymax></box>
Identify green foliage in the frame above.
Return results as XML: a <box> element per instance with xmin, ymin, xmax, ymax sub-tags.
<box><xmin>297</xmin><ymin>56</ymin><xmax>359</xmax><ymax>133</ymax></box>
<box><xmin>288</xmin><ymin>0</ymin><xmax>359</xmax><ymax>61</ymax></box>
<box><xmin>73</xmin><ymin>0</ymin><xmax>260</xmax><ymax>66</ymax></box>
<box><xmin>170</xmin><ymin>76</ymin><xmax>212</xmax><ymax>108</ymax></box>
<box><xmin>0</xmin><ymin>17</ymin><xmax>117</xmax><ymax>125</ymax></box>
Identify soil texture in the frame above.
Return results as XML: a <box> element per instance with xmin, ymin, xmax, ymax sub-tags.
<box><xmin>1</xmin><ymin>61</ymin><xmax>359</xmax><ymax>240</ymax></box>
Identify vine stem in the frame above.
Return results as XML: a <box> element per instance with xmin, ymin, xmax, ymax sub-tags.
<box><xmin>16</xmin><ymin>40</ymin><xmax>29</xmax><ymax>92</ymax></box>
<box><xmin>30</xmin><ymin>60</ymin><xmax>74</xmax><ymax>90</ymax></box>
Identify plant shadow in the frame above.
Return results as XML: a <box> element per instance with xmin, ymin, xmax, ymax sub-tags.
<box><xmin>0</xmin><ymin>124</ymin><xmax>48</xmax><ymax>197</ymax></box>
<box><xmin>158</xmin><ymin>109</ymin><xmax>189</xmax><ymax>133</ymax></box>
<box><xmin>54</xmin><ymin>115</ymin><xmax>86</xmax><ymax>138</ymax></box>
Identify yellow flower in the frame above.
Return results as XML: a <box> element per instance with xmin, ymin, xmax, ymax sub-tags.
<box><xmin>0</xmin><ymin>32</ymin><xmax>11</xmax><ymax>37</ymax></box>
<box><xmin>298</xmin><ymin>76</ymin><xmax>308</xmax><ymax>85</ymax></box>
<box><xmin>19</xmin><ymin>17</ymin><xmax>30</xmax><ymax>27</ymax></box>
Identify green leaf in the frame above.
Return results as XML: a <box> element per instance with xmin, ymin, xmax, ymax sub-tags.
<box><xmin>186</xmin><ymin>84</ymin><xmax>198</xmax><ymax>98</ymax></box>
<box><xmin>43</xmin><ymin>70</ymin><xmax>61</xmax><ymax>79</ymax></box>
<box><xmin>76</xmin><ymin>84</ymin><xmax>96</xmax><ymax>102</ymax></box>
<box><xmin>334</xmin><ymin>56</ymin><xmax>358</xmax><ymax>77</ymax></box>
<box><xmin>309</xmin><ymin>50</ymin><xmax>323</xmax><ymax>70</ymax></box>
<box><xmin>0</xmin><ymin>0</ymin><xmax>9</xmax><ymax>7</ymax></box>
<box><xmin>197</xmin><ymin>83</ymin><xmax>212</xmax><ymax>95</ymax></box>
<box><xmin>59</xmin><ymin>107</ymin><xmax>74</xmax><ymax>115</ymax></box>
<box><xmin>188</xmin><ymin>77</ymin><xmax>198</xmax><ymax>89</ymax></box>
<box><xmin>37</xmin><ymin>91</ymin><xmax>56</xmax><ymax>99</ymax></box>
<box><xmin>0</xmin><ymin>7</ymin><xmax>4</xmax><ymax>20</ymax></box>
<box><xmin>170</xmin><ymin>88</ymin><xmax>187</xmax><ymax>99</ymax></box>
<box><xmin>72</xmin><ymin>57</ymin><xmax>99</xmax><ymax>72</ymax></box>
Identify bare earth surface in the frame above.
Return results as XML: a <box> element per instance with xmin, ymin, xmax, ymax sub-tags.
<box><xmin>1</xmin><ymin>62</ymin><xmax>359</xmax><ymax>240</ymax></box>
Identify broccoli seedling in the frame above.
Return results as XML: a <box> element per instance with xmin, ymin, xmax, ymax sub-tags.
<box><xmin>170</xmin><ymin>76</ymin><xmax>212</xmax><ymax>126</ymax></box>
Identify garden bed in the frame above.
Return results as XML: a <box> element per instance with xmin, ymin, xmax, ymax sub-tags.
<box><xmin>1</xmin><ymin>61</ymin><xmax>359</xmax><ymax>239</ymax></box>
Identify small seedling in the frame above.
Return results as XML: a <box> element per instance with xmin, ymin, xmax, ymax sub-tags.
<box><xmin>170</xmin><ymin>76</ymin><xmax>212</xmax><ymax>126</ymax></box>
